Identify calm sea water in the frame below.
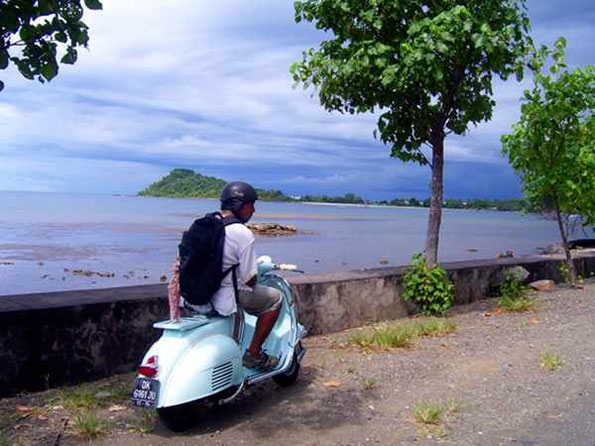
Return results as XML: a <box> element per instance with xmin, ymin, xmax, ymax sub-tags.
<box><xmin>0</xmin><ymin>191</ymin><xmax>564</xmax><ymax>296</ymax></box>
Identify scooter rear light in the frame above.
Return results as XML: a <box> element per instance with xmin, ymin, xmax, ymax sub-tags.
<box><xmin>137</xmin><ymin>355</ymin><xmax>158</xmax><ymax>378</ymax></box>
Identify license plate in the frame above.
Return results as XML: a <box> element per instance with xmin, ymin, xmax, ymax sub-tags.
<box><xmin>131</xmin><ymin>378</ymin><xmax>160</xmax><ymax>408</ymax></box>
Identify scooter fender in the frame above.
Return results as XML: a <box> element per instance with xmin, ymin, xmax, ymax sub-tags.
<box><xmin>157</xmin><ymin>333</ymin><xmax>243</xmax><ymax>408</ymax></box>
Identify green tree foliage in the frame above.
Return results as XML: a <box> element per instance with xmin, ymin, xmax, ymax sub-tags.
<box><xmin>301</xmin><ymin>192</ymin><xmax>364</xmax><ymax>204</ymax></box>
<box><xmin>139</xmin><ymin>169</ymin><xmax>228</xmax><ymax>198</ymax></box>
<box><xmin>0</xmin><ymin>0</ymin><xmax>102</xmax><ymax>92</ymax></box>
<box><xmin>502</xmin><ymin>38</ymin><xmax>595</xmax><ymax>285</ymax></box>
<box><xmin>291</xmin><ymin>0</ymin><xmax>532</xmax><ymax>265</ymax></box>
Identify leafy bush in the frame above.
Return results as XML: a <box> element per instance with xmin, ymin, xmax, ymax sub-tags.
<box><xmin>402</xmin><ymin>254</ymin><xmax>454</xmax><ymax>316</ymax></box>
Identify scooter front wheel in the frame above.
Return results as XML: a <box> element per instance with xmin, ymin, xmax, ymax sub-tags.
<box><xmin>273</xmin><ymin>342</ymin><xmax>302</xmax><ymax>387</ymax></box>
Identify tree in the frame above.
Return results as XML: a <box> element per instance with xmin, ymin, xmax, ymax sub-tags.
<box><xmin>291</xmin><ymin>0</ymin><xmax>532</xmax><ymax>266</ymax></box>
<box><xmin>502</xmin><ymin>38</ymin><xmax>595</xmax><ymax>285</ymax></box>
<box><xmin>0</xmin><ymin>0</ymin><xmax>102</xmax><ymax>92</ymax></box>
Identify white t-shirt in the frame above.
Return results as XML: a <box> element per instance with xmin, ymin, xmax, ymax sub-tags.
<box><xmin>181</xmin><ymin>222</ymin><xmax>257</xmax><ymax>316</ymax></box>
<box><xmin>210</xmin><ymin>223</ymin><xmax>257</xmax><ymax>316</ymax></box>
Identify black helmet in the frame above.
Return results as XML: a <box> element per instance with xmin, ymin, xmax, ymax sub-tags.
<box><xmin>220</xmin><ymin>181</ymin><xmax>258</xmax><ymax>209</ymax></box>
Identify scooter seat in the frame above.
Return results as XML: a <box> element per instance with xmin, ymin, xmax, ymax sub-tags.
<box><xmin>154</xmin><ymin>315</ymin><xmax>225</xmax><ymax>332</ymax></box>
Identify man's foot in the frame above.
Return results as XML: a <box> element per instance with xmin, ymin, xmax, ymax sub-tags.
<box><xmin>242</xmin><ymin>350</ymin><xmax>279</xmax><ymax>370</ymax></box>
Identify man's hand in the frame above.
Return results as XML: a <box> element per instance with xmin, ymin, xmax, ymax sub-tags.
<box><xmin>246</xmin><ymin>275</ymin><xmax>257</xmax><ymax>288</ymax></box>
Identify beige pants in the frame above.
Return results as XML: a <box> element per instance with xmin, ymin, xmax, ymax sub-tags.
<box><xmin>237</xmin><ymin>284</ymin><xmax>282</xmax><ymax>316</ymax></box>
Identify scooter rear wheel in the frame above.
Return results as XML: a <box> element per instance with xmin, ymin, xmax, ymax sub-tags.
<box><xmin>273</xmin><ymin>342</ymin><xmax>302</xmax><ymax>387</ymax></box>
<box><xmin>157</xmin><ymin>401</ymin><xmax>202</xmax><ymax>432</ymax></box>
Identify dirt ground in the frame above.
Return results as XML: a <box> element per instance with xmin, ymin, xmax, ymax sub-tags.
<box><xmin>1</xmin><ymin>280</ymin><xmax>594</xmax><ymax>446</ymax></box>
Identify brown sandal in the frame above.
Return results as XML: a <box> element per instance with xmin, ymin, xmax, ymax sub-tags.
<box><xmin>242</xmin><ymin>351</ymin><xmax>279</xmax><ymax>369</ymax></box>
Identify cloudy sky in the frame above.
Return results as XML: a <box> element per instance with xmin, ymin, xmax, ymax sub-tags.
<box><xmin>0</xmin><ymin>0</ymin><xmax>593</xmax><ymax>200</ymax></box>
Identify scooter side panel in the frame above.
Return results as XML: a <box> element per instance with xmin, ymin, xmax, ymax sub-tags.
<box><xmin>159</xmin><ymin>334</ymin><xmax>242</xmax><ymax>407</ymax></box>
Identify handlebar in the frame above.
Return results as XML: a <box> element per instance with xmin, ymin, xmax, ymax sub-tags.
<box><xmin>278</xmin><ymin>264</ymin><xmax>305</xmax><ymax>274</ymax></box>
<box><xmin>257</xmin><ymin>257</ymin><xmax>304</xmax><ymax>274</ymax></box>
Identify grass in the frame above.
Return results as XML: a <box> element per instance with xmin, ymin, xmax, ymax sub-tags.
<box><xmin>541</xmin><ymin>351</ymin><xmax>564</xmax><ymax>371</ymax></box>
<box><xmin>73</xmin><ymin>411</ymin><xmax>104</xmax><ymax>439</ymax></box>
<box><xmin>0</xmin><ymin>430</ymin><xmax>11</xmax><ymax>446</ymax></box>
<box><xmin>349</xmin><ymin>318</ymin><xmax>458</xmax><ymax>349</ymax></box>
<box><xmin>362</xmin><ymin>378</ymin><xmax>378</xmax><ymax>391</ymax></box>
<box><xmin>498</xmin><ymin>278</ymin><xmax>536</xmax><ymax>313</ymax></box>
<box><xmin>414</xmin><ymin>401</ymin><xmax>447</xmax><ymax>425</ymax></box>
<box><xmin>413</xmin><ymin>399</ymin><xmax>460</xmax><ymax>439</ymax></box>
<box><xmin>499</xmin><ymin>295</ymin><xmax>536</xmax><ymax>312</ymax></box>
<box><xmin>53</xmin><ymin>386</ymin><xmax>99</xmax><ymax>411</ymax></box>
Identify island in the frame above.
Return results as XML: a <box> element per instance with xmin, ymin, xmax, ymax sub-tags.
<box><xmin>138</xmin><ymin>168</ymin><xmax>525</xmax><ymax>212</ymax></box>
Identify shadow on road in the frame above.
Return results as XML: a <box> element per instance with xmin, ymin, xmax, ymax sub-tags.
<box><xmin>151</xmin><ymin>364</ymin><xmax>366</xmax><ymax>439</ymax></box>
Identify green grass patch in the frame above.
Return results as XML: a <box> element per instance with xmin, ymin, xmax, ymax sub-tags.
<box><xmin>73</xmin><ymin>411</ymin><xmax>104</xmax><ymax>440</ymax></box>
<box><xmin>540</xmin><ymin>351</ymin><xmax>564</xmax><ymax>371</ymax></box>
<box><xmin>499</xmin><ymin>295</ymin><xmax>536</xmax><ymax>312</ymax></box>
<box><xmin>362</xmin><ymin>378</ymin><xmax>378</xmax><ymax>391</ymax></box>
<box><xmin>107</xmin><ymin>382</ymin><xmax>132</xmax><ymax>402</ymax></box>
<box><xmin>53</xmin><ymin>386</ymin><xmax>99</xmax><ymax>411</ymax></box>
<box><xmin>414</xmin><ymin>401</ymin><xmax>447</xmax><ymax>425</ymax></box>
<box><xmin>0</xmin><ymin>430</ymin><xmax>12</xmax><ymax>446</ymax></box>
<box><xmin>349</xmin><ymin>318</ymin><xmax>458</xmax><ymax>349</ymax></box>
<box><xmin>498</xmin><ymin>278</ymin><xmax>535</xmax><ymax>313</ymax></box>
<box><xmin>413</xmin><ymin>399</ymin><xmax>460</xmax><ymax>439</ymax></box>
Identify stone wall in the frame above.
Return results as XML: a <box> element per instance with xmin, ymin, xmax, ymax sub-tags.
<box><xmin>1</xmin><ymin>252</ymin><xmax>594</xmax><ymax>397</ymax></box>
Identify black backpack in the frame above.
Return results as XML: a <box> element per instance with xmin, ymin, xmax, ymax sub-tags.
<box><xmin>178</xmin><ymin>212</ymin><xmax>241</xmax><ymax>306</ymax></box>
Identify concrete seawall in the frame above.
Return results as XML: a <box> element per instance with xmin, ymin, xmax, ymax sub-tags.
<box><xmin>1</xmin><ymin>252</ymin><xmax>594</xmax><ymax>397</ymax></box>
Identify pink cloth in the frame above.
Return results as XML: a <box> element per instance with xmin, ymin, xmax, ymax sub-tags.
<box><xmin>168</xmin><ymin>256</ymin><xmax>181</xmax><ymax>321</ymax></box>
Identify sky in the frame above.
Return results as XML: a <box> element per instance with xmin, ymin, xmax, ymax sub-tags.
<box><xmin>0</xmin><ymin>1</ymin><xmax>594</xmax><ymax>200</ymax></box>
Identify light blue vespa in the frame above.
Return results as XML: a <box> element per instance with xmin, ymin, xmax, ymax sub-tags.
<box><xmin>132</xmin><ymin>256</ymin><xmax>307</xmax><ymax>431</ymax></box>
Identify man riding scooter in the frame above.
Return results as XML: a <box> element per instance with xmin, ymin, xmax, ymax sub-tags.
<box><xmin>182</xmin><ymin>181</ymin><xmax>282</xmax><ymax>369</ymax></box>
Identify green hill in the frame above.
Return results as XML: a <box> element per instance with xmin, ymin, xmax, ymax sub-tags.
<box><xmin>138</xmin><ymin>169</ymin><xmax>226</xmax><ymax>198</ymax></box>
<box><xmin>138</xmin><ymin>169</ymin><xmax>293</xmax><ymax>201</ymax></box>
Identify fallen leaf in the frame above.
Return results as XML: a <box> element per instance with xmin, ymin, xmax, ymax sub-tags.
<box><xmin>323</xmin><ymin>380</ymin><xmax>342</xmax><ymax>388</ymax></box>
<box><xmin>483</xmin><ymin>312</ymin><xmax>492</xmax><ymax>317</ymax></box>
<box><xmin>528</xmin><ymin>317</ymin><xmax>540</xmax><ymax>324</ymax></box>
<box><xmin>37</xmin><ymin>414</ymin><xmax>49</xmax><ymax>421</ymax></box>
<box><xmin>108</xmin><ymin>405</ymin><xmax>127</xmax><ymax>412</ymax></box>
<box><xmin>16</xmin><ymin>405</ymin><xmax>33</xmax><ymax>412</ymax></box>
<box><xmin>494</xmin><ymin>308</ymin><xmax>503</xmax><ymax>315</ymax></box>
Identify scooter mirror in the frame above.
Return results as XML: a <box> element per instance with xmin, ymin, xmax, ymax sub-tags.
<box><xmin>257</xmin><ymin>255</ymin><xmax>273</xmax><ymax>264</ymax></box>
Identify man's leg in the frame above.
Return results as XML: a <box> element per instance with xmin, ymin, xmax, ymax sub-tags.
<box><xmin>239</xmin><ymin>285</ymin><xmax>282</xmax><ymax>367</ymax></box>
<box><xmin>248</xmin><ymin>306</ymin><xmax>280</xmax><ymax>357</ymax></box>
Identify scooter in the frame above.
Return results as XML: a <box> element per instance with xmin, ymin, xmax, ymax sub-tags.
<box><xmin>131</xmin><ymin>256</ymin><xmax>307</xmax><ymax>431</ymax></box>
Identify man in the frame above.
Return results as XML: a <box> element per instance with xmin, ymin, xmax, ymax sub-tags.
<box><xmin>183</xmin><ymin>181</ymin><xmax>282</xmax><ymax>369</ymax></box>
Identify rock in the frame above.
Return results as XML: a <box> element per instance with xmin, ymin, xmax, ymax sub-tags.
<box><xmin>540</xmin><ymin>244</ymin><xmax>564</xmax><ymax>255</ymax></box>
<box><xmin>379</xmin><ymin>259</ymin><xmax>389</xmax><ymax>265</ymax></box>
<box><xmin>246</xmin><ymin>222</ymin><xmax>297</xmax><ymax>236</ymax></box>
<box><xmin>497</xmin><ymin>250</ymin><xmax>514</xmax><ymax>259</ymax></box>
<box><xmin>529</xmin><ymin>280</ymin><xmax>555</xmax><ymax>292</ymax></box>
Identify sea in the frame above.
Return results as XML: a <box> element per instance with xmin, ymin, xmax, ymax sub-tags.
<box><xmin>0</xmin><ymin>190</ymin><xmax>572</xmax><ymax>296</ymax></box>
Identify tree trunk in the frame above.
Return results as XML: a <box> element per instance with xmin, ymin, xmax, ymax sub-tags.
<box><xmin>425</xmin><ymin>135</ymin><xmax>445</xmax><ymax>267</ymax></box>
<box><xmin>554</xmin><ymin>205</ymin><xmax>577</xmax><ymax>286</ymax></box>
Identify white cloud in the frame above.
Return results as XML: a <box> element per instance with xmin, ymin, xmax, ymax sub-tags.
<box><xmin>0</xmin><ymin>0</ymin><xmax>593</xmax><ymax>197</ymax></box>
